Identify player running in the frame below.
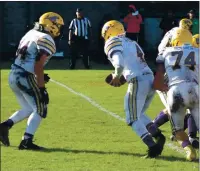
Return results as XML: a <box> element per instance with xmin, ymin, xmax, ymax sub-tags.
<box><xmin>101</xmin><ymin>20</ymin><xmax>166</xmax><ymax>158</ymax></box>
<box><xmin>0</xmin><ymin>12</ymin><xmax>64</xmax><ymax>150</ymax></box>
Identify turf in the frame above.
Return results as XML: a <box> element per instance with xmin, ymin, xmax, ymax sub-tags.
<box><xmin>1</xmin><ymin>68</ymin><xmax>199</xmax><ymax>171</ymax></box>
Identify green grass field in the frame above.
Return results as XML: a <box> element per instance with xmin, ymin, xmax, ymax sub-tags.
<box><xmin>1</xmin><ymin>63</ymin><xmax>199</xmax><ymax>171</ymax></box>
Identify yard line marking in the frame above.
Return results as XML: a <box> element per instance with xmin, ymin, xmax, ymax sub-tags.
<box><xmin>51</xmin><ymin>79</ymin><xmax>184</xmax><ymax>155</ymax></box>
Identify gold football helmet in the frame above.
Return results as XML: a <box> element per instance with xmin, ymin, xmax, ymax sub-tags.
<box><xmin>39</xmin><ymin>12</ymin><xmax>64</xmax><ymax>37</ymax></box>
<box><xmin>101</xmin><ymin>20</ymin><xmax>125</xmax><ymax>41</ymax></box>
<box><xmin>170</xmin><ymin>28</ymin><xmax>193</xmax><ymax>46</ymax></box>
<box><xmin>179</xmin><ymin>18</ymin><xmax>193</xmax><ymax>30</ymax></box>
<box><xmin>192</xmin><ymin>34</ymin><xmax>199</xmax><ymax>48</ymax></box>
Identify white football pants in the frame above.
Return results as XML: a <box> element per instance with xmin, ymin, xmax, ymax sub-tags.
<box><xmin>124</xmin><ymin>74</ymin><xmax>155</xmax><ymax>137</ymax></box>
<box><xmin>167</xmin><ymin>82</ymin><xmax>199</xmax><ymax>132</ymax></box>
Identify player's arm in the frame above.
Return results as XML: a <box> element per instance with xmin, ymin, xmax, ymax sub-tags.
<box><xmin>153</xmin><ymin>55</ymin><xmax>168</xmax><ymax>92</ymax></box>
<box><xmin>109</xmin><ymin>52</ymin><xmax>125</xmax><ymax>87</ymax></box>
<box><xmin>105</xmin><ymin>37</ymin><xmax>124</xmax><ymax>87</ymax></box>
<box><xmin>35</xmin><ymin>50</ymin><xmax>49</xmax><ymax>88</ymax></box>
<box><xmin>36</xmin><ymin>37</ymin><xmax>56</xmax><ymax>87</ymax></box>
<box><xmin>112</xmin><ymin>51</ymin><xmax>124</xmax><ymax>78</ymax></box>
<box><xmin>158</xmin><ymin>29</ymin><xmax>173</xmax><ymax>53</ymax></box>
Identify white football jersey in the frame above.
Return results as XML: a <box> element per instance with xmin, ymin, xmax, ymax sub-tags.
<box><xmin>158</xmin><ymin>27</ymin><xmax>179</xmax><ymax>54</ymax></box>
<box><xmin>104</xmin><ymin>35</ymin><xmax>153</xmax><ymax>82</ymax></box>
<box><xmin>156</xmin><ymin>44</ymin><xmax>199</xmax><ymax>86</ymax></box>
<box><xmin>14</xmin><ymin>29</ymin><xmax>56</xmax><ymax>74</ymax></box>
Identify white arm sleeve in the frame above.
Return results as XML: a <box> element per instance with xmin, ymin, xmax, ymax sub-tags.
<box><xmin>111</xmin><ymin>51</ymin><xmax>124</xmax><ymax>68</ymax></box>
<box><xmin>158</xmin><ymin>31</ymin><xmax>172</xmax><ymax>54</ymax></box>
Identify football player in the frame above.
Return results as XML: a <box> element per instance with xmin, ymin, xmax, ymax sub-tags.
<box><xmin>192</xmin><ymin>34</ymin><xmax>199</xmax><ymax>48</ymax></box>
<box><xmin>152</xmin><ymin>20</ymin><xmax>199</xmax><ymax>149</ymax></box>
<box><xmin>153</xmin><ymin>27</ymin><xmax>199</xmax><ymax>161</ymax></box>
<box><xmin>101</xmin><ymin>20</ymin><xmax>166</xmax><ymax>158</ymax></box>
<box><xmin>0</xmin><ymin>12</ymin><xmax>64</xmax><ymax>150</ymax></box>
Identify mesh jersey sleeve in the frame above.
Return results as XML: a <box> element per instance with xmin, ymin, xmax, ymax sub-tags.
<box><xmin>37</xmin><ymin>35</ymin><xmax>56</xmax><ymax>56</ymax></box>
<box><xmin>158</xmin><ymin>27</ymin><xmax>178</xmax><ymax>55</ymax></box>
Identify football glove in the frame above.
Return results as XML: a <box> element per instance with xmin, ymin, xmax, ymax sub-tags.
<box><xmin>44</xmin><ymin>73</ymin><xmax>50</xmax><ymax>84</ymax></box>
<box><xmin>39</xmin><ymin>87</ymin><xmax>49</xmax><ymax>104</ymax></box>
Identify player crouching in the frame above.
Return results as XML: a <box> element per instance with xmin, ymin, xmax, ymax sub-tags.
<box><xmin>153</xmin><ymin>28</ymin><xmax>199</xmax><ymax>161</ymax></box>
<box><xmin>0</xmin><ymin>12</ymin><xmax>64</xmax><ymax>150</ymax></box>
<box><xmin>102</xmin><ymin>20</ymin><xmax>166</xmax><ymax>158</ymax></box>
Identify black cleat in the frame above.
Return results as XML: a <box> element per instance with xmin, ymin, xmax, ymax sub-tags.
<box><xmin>0</xmin><ymin>123</ymin><xmax>10</xmax><ymax>146</ymax></box>
<box><xmin>144</xmin><ymin>144</ymin><xmax>162</xmax><ymax>158</ymax></box>
<box><xmin>189</xmin><ymin>137</ymin><xmax>199</xmax><ymax>149</ymax></box>
<box><xmin>18</xmin><ymin>139</ymin><xmax>44</xmax><ymax>151</ymax></box>
<box><xmin>154</xmin><ymin>132</ymin><xmax>166</xmax><ymax>155</ymax></box>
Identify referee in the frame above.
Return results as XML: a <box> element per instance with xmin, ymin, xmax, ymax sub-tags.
<box><xmin>68</xmin><ymin>8</ymin><xmax>92</xmax><ymax>69</ymax></box>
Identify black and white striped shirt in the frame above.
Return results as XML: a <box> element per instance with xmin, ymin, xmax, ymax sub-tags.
<box><xmin>69</xmin><ymin>17</ymin><xmax>92</xmax><ymax>39</ymax></box>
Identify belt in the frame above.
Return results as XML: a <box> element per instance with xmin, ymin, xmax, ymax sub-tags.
<box><xmin>128</xmin><ymin>72</ymin><xmax>153</xmax><ymax>83</ymax></box>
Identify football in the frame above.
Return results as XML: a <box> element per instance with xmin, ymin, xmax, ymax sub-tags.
<box><xmin>105</xmin><ymin>73</ymin><xmax>126</xmax><ymax>86</ymax></box>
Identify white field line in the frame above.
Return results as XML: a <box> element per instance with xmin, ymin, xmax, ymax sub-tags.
<box><xmin>50</xmin><ymin>79</ymin><xmax>184</xmax><ymax>155</ymax></box>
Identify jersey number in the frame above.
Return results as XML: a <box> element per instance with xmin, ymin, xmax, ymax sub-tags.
<box><xmin>16</xmin><ymin>41</ymin><xmax>29</xmax><ymax>60</ymax></box>
<box><xmin>172</xmin><ymin>51</ymin><xmax>196</xmax><ymax>70</ymax></box>
<box><xmin>136</xmin><ymin>44</ymin><xmax>146</xmax><ymax>63</ymax></box>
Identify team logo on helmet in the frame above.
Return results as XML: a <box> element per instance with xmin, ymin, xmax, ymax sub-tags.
<box><xmin>46</xmin><ymin>16</ymin><xmax>59</xmax><ymax>22</ymax></box>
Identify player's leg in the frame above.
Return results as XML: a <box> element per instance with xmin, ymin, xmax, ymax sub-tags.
<box><xmin>190</xmin><ymin>84</ymin><xmax>199</xmax><ymax>130</ymax></box>
<box><xmin>188</xmin><ymin>83</ymin><xmax>199</xmax><ymax>149</ymax></box>
<box><xmin>153</xmin><ymin>109</ymin><xmax>170</xmax><ymax>127</ymax></box>
<box><xmin>184</xmin><ymin>110</ymin><xmax>199</xmax><ymax>149</ymax></box>
<box><xmin>189</xmin><ymin>105</ymin><xmax>199</xmax><ymax>148</ymax></box>
<box><xmin>125</xmin><ymin>76</ymin><xmax>162</xmax><ymax>158</ymax></box>
<box><xmin>167</xmin><ymin>84</ymin><xmax>196</xmax><ymax>161</ymax></box>
<box><xmin>139</xmin><ymin>78</ymin><xmax>166</xmax><ymax>153</ymax></box>
<box><xmin>154</xmin><ymin>89</ymin><xmax>198</xmax><ymax>147</ymax></box>
<box><xmin>153</xmin><ymin>91</ymin><xmax>170</xmax><ymax>127</ymax></box>
<box><xmin>17</xmin><ymin>74</ymin><xmax>47</xmax><ymax>150</ymax></box>
<box><xmin>0</xmin><ymin>70</ymin><xmax>33</xmax><ymax>146</ymax></box>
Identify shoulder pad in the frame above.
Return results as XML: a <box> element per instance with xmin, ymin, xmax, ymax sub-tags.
<box><xmin>104</xmin><ymin>37</ymin><xmax>123</xmax><ymax>57</ymax></box>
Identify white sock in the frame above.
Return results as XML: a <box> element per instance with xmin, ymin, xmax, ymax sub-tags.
<box><xmin>9</xmin><ymin>110</ymin><xmax>32</xmax><ymax>124</ymax></box>
<box><xmin>24</xmin><ymin>113</ymin><xmax>42</xmax><ymax>138</ymax></box>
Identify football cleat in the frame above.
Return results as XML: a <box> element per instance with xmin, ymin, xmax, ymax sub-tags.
<box><xmin>154</xmin><ymin>132</ymin><xmax>166</xmax><ymax>155</ymax></box>
<box><xmin>184</xmin><ymin>145</ymin><xmax>196</xmax><ymax>161</ymax></box>
<box><xmin>0</xmin><ymin>123</ymin><xmax>10</xmax><ymax>146</ymax></box>
<box><xmin>18</xmin><ymin>138</ymin><xmax>44</xmax><ymax>151</ymax></box>
<box><xmin>189</xmin><ymin>137</ymin><xmax>199</xmax><ymax>149</ymax></box>
<box><xmin>144</xmin><ymin>144</ymin><xmax>163</xmax><ymax>158</ymax></box>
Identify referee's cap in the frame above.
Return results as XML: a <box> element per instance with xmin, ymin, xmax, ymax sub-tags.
<box><xmin>188</xmin><ymin>10</ymin><xmax>195</xmax><ymax>15</ymax></box>
<box><xmin>76</xmin><ymin>8</ymin><xmax>83</xmax><ymax>12</ymax></box>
